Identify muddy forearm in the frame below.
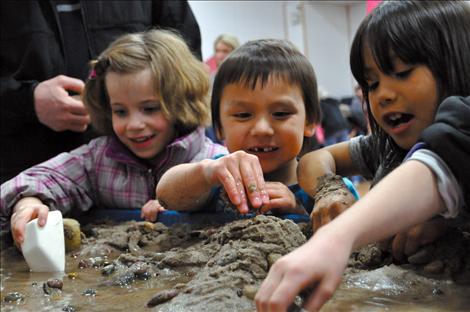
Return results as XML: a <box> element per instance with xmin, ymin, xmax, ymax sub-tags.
<box><xmin>156</xmin><ymin>161</ymin><xmax>213</xmax><ymax>211</ymax></box>
<box><xmin>298</xmin><ymin>149</ymin><xmax>336</xmax><ymax>197</ymax></box>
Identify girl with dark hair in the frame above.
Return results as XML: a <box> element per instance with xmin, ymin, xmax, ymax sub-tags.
<box><xmin>256</xmin><ymin>1</ymin><xmax>470</xmax><ymax>311</ymax></box>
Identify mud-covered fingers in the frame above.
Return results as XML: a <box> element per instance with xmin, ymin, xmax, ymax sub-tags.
<box><xmin>391</xmin><ymin>233</ymin><xmax>406</xmax><ymax>261</ymax></box>
<box><xmin>331</xmin><ymin>202</ymin><xmax>346</xmax><ymax>219</ymax></box>
<box><xmin>319</xmin><ymin>205</ymin><xmax>332</xmax><ymax>228</ymax></box>
<box><xmin>217</xmin><ymin>167</ymin><xmax>248</xmax><ymax>212</ymax></box>
<box><xmin>239</xmin><ymin>160</ymin><xmax>264</xmax><ymax>210</ymax></box>
<box><xmin>403</xmin><ymin>224</ymin><xmax>424</xmax><ymax>256</ymax></box>
<box><xmin>253</xmin><ymin>161</ymin><xmax>269</xmax><ymax>205</ymax></box>
<box><xmin>311</xmin><ymin>209</ymin><xmax>322</xmax><ymax>233</ymax></box>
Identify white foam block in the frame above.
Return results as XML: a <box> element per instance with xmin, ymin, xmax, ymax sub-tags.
<box><xmin>21</xmin><ymin>210</ymin><xmax>65</xmax><ymax>272</ymax></box>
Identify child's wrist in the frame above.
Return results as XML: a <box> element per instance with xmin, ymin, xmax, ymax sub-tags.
<box><xmin>314</xmin><ymin>174</ymin><xmax>359</xmax><ymax>203</ymax></box>
<box><xmin>13</xmin><ymin>197</ymin><xmax>41</xmax><ymax>212</ymax></box>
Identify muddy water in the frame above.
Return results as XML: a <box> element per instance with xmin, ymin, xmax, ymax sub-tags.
<box><xmin>1</xmin><ymin>216</ymin><xmax>470</xmax><ymax>312</ymax></box>
<box><xmin>1</xmin><ymin>248</ymin><xmax>192</xmax><ymax>312</ymax></box>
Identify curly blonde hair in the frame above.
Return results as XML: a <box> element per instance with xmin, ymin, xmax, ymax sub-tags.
<box><xmin>83</xmin><ymin>29</ymin><xmax>210</xmax><ymax>135</ymax></box>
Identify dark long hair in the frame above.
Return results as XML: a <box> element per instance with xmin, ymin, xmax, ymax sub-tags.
<box><xmin>350</xmin><ymin>0</ymin><xmax>470</xmax><ymax>161</ymax></box>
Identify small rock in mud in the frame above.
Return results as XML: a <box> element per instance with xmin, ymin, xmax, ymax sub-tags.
<box><xmin>147</xmin><ymin>289</ymin><xmax>180</xmax><ymax>307</ymax></box>
<box><xmin>82</xmin><ymin>288</ymin><xmax>96</xmax><ymax>296</ymax></box>
<box><xmin>62</xmin><ymin>304</ymin><xmax>77</xmax><ymax>312</ymax></box>
<box><xmin>243</xmin><ymin>284</ymin><xmax>258</xmax><ymax>300</ymax></box>
<box><xmin>46</xmin><ymin>278</ymin><xmax>63</xmax><ymax>290</ymax></box>
<box><xmin>3</xmin><ymin>292</ymin><xmax>25</xmax><ymax>303</ymax></box>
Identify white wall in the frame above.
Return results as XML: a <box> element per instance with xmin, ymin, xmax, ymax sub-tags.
<box><xmin>189</xmin><ymin>0</ymin><xmax>366</xmax><ymax>99</ymax></box>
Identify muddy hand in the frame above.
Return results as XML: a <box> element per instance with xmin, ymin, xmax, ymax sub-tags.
<box><xmin>390</xmin><ymin>218</ymin><xmax>450</xmax><ymax>262</ymax></box>
<box><xmin>311</xmin><ymin>191</ymin><xmax>355</xmax><ymax>232</ymax></box>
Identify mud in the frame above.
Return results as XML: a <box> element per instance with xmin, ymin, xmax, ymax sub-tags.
<box><xmin>2</xmin><ymin>215</ymin><xmax>470</xmax><ymax>311</ymax></box>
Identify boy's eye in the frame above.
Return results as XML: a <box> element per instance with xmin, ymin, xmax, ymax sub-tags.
<box><xmin>233</xmin><ymin>112</ymin><xmax>251</xmax><ymax>119</ymax></box>
<box><xmin>272</xmin><ymin>111</ymin><xmax>293</xmax><ymax>118</ymax></box>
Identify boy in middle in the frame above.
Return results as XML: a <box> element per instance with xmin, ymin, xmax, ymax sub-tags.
<box><xmin>156</xmin><ymin>39</ymin><xmax>321</xmax><ymax>215</ymax></box>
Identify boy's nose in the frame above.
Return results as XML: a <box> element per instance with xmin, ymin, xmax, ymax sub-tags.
<box><xmin>251</xmin><ymin>117</ymin><xmax>274</xmax><ymax>136</ymax></box>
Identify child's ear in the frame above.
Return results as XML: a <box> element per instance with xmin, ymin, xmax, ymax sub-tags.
<box><xmin>303</xmin><ymin>122</ymin><xmax>316</xmax><ymax>138</ymax></box>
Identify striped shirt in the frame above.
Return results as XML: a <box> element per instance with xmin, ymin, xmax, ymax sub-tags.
<box><xmin>1</xmin><ymin>127</ymin><xmax>227</xmax><ymax>229</ymax></box>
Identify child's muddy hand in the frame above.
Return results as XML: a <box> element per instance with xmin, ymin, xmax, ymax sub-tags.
<box><xmin>206</xmin><ymin>151</ymin><xmax>269</xmax><ymax>213</ymax></box>
<box><xmin>311</xmin><ymin>191</ymin><xmax>355</xmax><ymax>232</ymax></box>
<box><xmin>141</xmin><ymin>199</ymin><xmax>166</xmax><ymax>222</ymax></box>
<box><xmin>259</xmin><ymin>182</ymin><xmax>302</xmax><ymax>214</ymax></box>
<box><xmin>11</xmin><ymin>198</ymin><xmax>49</xmax><ymax>248</ymax></box>
<box><xmin>390</xmin><ymin>218</ymin><xmax>450</xmax><ymax>262</ymax></box>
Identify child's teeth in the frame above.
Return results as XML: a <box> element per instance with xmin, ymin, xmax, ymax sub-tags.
<box><xmin>389</xmin><ymin>113</ymin><xmax>402</xmax><ymax>121</ymax></box>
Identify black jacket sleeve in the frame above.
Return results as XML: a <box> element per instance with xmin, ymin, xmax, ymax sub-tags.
<box><xmin>420</xmin><ymin>96</ymin><xmax>470</xmax><ymax>210</ymax></box>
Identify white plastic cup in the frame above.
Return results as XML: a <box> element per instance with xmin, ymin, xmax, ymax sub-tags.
<box><xmin>21</xmin><ymin>210</ymin><xmax>65</xmax><ymax>272</ymax></box>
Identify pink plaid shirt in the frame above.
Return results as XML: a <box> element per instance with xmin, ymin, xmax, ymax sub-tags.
<box><xmin>1</xmin><ymin>127</ymin><xmax>227</xmax><ymax>229</ymax></box>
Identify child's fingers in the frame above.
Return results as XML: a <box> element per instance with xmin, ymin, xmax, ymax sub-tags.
<box><xmin>391</xmin><ymin>233</ymin><xmax>406</xmax><ymax>261</ymax></box>
<box><xmin>239</xmin><ymin>161</ymin><xmax>263</xmax><ymax>209</ymax></box>
<box><xmin>255</xmin><ymin>259</ymin><xmax>290</xmax><ymax>311</ymax></box>
<box><xmin>219</xmin><ymin>169</ymin><xmax>245</xmax><ymax>209</ymax></box>
<box><xmin>303</xmin><ymin>276</ymin><xmax>338</xmax><ymax>312</ymax></box>
<box><xmin>36</xmin><ymin>206</ymin><xmax>49</xmax><ymax>227</ymax></box>
<box><xmin>311</xmin><ymin>210</ymin><xmax>322</xmax><ymax>233</ymax></box>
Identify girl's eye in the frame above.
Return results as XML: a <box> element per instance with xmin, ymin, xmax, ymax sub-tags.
<box><xmin>233</xmin><ymin>112</ymin><xmax>251</xmax><ymax>119</ymax></box>
<box><xmin>394</xmin><ymin>68</ymin><xmax>413</xmax><ymax>79</ymax></box>
<box><xmin>366</xmin><ymin>81</ymin><xmax>379</xmax><ymax>91</ymax></box>
<box><xmin>112</xmin><ymin>109</ymin><xmax>127</xmax><ymax>117</ymax></box>
<box><xmin>273</xmin><ymin>111</ymin><xmax>293</xmax><ymax>118</ymax></box>
<box><xmin>143</xmin><ymin>106</ymin><xmax>160</xmax><ymax>114</ymax></box>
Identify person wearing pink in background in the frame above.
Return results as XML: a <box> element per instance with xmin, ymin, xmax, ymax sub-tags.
<box><xmin>205</xmin><ymin>34</ymin><xmax>240</xmax><ymax>76</ymax></box>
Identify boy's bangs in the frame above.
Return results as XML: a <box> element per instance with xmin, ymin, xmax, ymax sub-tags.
<box><xmin>220</xmin><ymin>56</ymin><xmax>293</xmax><ymax>90</ymax></box>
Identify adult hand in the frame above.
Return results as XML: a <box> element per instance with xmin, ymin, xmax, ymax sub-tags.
<box><xmin>34</xmin><ymin>75</ymin><xmax>90</xmax><ymax>132</ymax></box>
<box><xmin>311</xmin><ymin>190</ymin><xmax>356</xmax><ymax>232</ymax></box>
<box><xmin>10</xmin><ymin>197</ymin><xmax>49</xmax><ymax>248</ymax></box>
<box><xmin>255</xmin><ymin>227</ymin><xmax>351</xmax><ymax>312</ymax></box>
<box><xmin>141</xmin><ymin>199</ymin><xmax>166</xmax><ymax>222</ymax></box>
<box><xmin>203</xmin><ymin>151</ymin><xmax>270</xmax><ymax>214</ymax></box>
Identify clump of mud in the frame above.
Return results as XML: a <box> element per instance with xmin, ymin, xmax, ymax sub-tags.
<box><xmin>78</xmin><ymin>215</ymin><xmax>306</xmax><ymax>311</ymax></box>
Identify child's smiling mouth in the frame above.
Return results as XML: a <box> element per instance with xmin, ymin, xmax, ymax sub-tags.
<box><xmin>129</xmin><ymin>134</ymin><xmax>156</xmax><ymax>148</ymax></box>
<box><xmin>248</xmin><ymin>146</ymin><xmax>279</xmax><ymax>153</ymax></box>
<box><xmin>383</xmin><ymin>112</ymin><xmax>414</xmax><ymax>128</ymax></box>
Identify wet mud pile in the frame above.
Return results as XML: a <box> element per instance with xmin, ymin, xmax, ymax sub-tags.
<box><xmin>77</xmin><ymin>215</ymin><xmax>306</xmax><ymax>311</ymax></box>
<box><xmin>3</xmin><ymin>214</ymin><xmax>469</xmax><ymax>311</ymax></box>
